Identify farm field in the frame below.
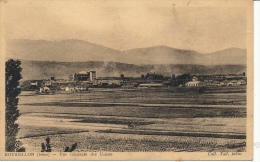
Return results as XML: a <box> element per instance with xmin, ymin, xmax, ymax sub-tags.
<box><xmin>17</xmin><ymin>86</ymin><xmax>246</xmax><ymax>152</ymax></box>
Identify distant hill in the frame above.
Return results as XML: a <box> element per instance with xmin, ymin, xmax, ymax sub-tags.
<box><xmin>6</xmin><ymin>39</ymin><xmax>247</xmax><ymax>80</ymax></box>
<box><xmin>6</xmin><ymin>39</ymin><xmax>122</xmax><ymax>62</ymax></box>
<box><xmin>19</xmin><ymin>60</ymin><xmax>246</xmax><ymax>80</ymax></box>
<box><xmin>6</xmin><ymin>39</ymin><xmax>246</xmax><ymax>65</ymax></box>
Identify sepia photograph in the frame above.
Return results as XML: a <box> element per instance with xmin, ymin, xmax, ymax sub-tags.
<box><xmin>0</xmin><ymin>0</ymin><xmax>253</xmax><ymax>160</ymax></box>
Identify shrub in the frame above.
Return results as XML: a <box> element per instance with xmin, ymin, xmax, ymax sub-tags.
<box><xmin>41</xmin><ymin>137</ymin><xmax>77</xmax><ymax>152</ymax></box>
<box><xmin>41</xmin><ymin>137</ymin><xmax>52</xmax><ymax>152</ymax></box>
<box><xmin>64</xmin><ymin>143</ymin><xmax>78</xmax><ymax>152</ymax></box>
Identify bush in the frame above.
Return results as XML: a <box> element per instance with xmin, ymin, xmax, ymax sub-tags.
<box><xmin>64</xmin><ymin>143</ymin><xmax>77</xmax><ymax>152</ymax></box>
<box><xmin>41</xmin><ymin>137</ymin><xmax>77</xmax><ymax>152</ymax></box>
<box><xmin>41</xmin><ymin>137</ymin><xmax>52</xmax><ymax>152</ymax></box>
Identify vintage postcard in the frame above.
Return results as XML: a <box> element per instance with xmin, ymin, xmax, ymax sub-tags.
<box><xmin>0</xmin><ymin>0</ymin><xmax>253</xmax><ymax>160</ymax></box>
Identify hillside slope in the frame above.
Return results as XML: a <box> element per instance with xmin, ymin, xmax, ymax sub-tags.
<box><xmin>7</xmin><ymin>39</ymin><xmax>246</xmax><ymax>65</ymax></box>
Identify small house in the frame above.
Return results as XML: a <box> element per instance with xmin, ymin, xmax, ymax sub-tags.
<box><xmin>65</xmin><ymin>85</ymin><xmax>75</xmax><ymax>92</ymax></box>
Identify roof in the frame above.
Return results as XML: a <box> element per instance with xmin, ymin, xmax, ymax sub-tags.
<box><xmin>78</xmin><ymin>71</ymin><xmax>88</xmax><ymax>74</ymax></box>
<box><xmin>237</xmin><ymin>79</ymin><xmax>246</xmax><ymax>82</ymax></box>
<box><xmin>229</xmin><ymin>80</ymin><xmax>238</xmax><ymax>82</ymax></box>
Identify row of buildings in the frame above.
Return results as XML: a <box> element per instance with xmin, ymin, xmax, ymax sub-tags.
<box><xmin>21</xmin><ymin>70</ymin><xmax>247</xmax><ymax>91</ymax></box>
<box><xmin>184</xmin><ymin>77</ymin><xmax>247</xmax><ymax>87</ymax></box>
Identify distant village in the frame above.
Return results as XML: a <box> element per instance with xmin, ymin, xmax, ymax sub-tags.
<box><xmin>20</xmin><ymin>70</ymin><xmax>247</xmax><ymax>93</ymax></box>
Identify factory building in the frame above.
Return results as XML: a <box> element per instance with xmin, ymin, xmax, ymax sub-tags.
<box><xmin>73</xmin><ymin>71</ymin><xmax>96</xmax><ymax>82</ymax></box>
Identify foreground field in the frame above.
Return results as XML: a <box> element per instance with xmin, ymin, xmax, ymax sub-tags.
<box><xmin>17</xmin><ymin>86</ymin><xmax>246</xmax><ymax>152</ymax></box>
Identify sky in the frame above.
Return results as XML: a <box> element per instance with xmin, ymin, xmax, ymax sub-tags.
<box><xmin>3</xmin><ymin>0</ymin><xmax>247</xmax><ymax>53</ymax></box>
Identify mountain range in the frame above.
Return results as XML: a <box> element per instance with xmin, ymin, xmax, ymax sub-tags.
<box><xmin>5</xmin><ymin>39</ymin><xmax>247</xmax><ymax>80</ymax></box>
<box><xmin>7</xmin><ymin>39</ymin><xmax>246</xmax><ymax>65</ymax></box>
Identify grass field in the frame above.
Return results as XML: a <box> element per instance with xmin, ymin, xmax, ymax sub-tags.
<box><xmin>17</xmin><ymin>86</ymin><xmax>246</xmax><ymax>152</ymax></box>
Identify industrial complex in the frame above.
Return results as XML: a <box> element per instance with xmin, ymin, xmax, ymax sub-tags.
<box><xmin>20</xmin><ymin>70</ymin><xmax>247</xmax><ymax>93</ymax></box>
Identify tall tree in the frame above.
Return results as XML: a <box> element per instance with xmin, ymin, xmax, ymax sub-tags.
<box><xmin>5</xmin><ymin>59</ymin><xmax>22</xmax><ymax>152</ymax></box>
